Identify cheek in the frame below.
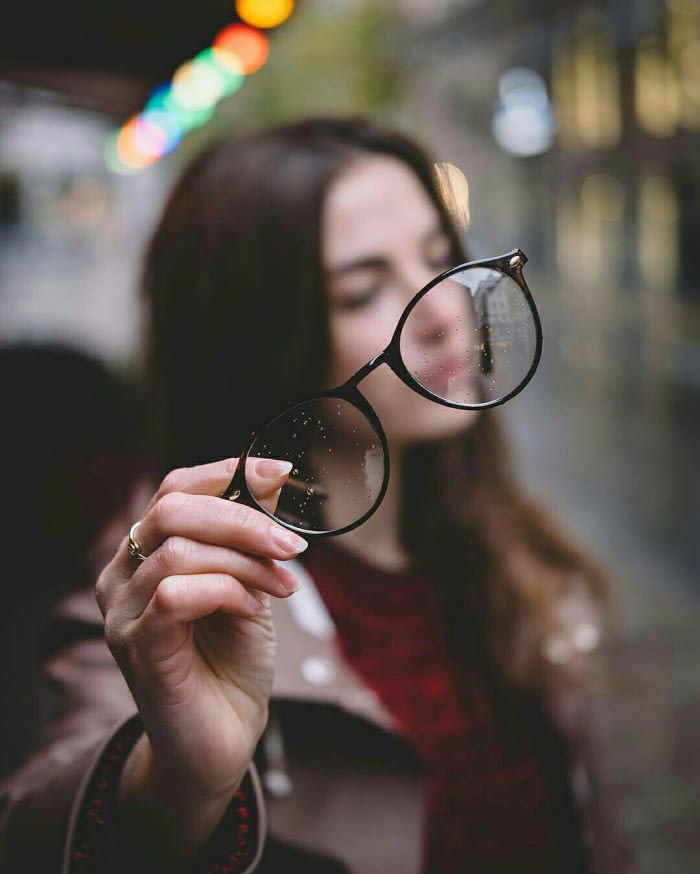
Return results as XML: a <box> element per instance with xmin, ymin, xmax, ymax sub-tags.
<box><xmin>353</xmin><ymin>367</ymin><xmax>479</xmax><ymax>445</ymax></box>
<box><xmin>327</xmin><ymin>303</ymin><xmax>399</xmax><ymax>386</ymax></box>
<box><xmin>327</xmin><ymin>332</ymin><xmax>366</xmax><ymax>385</ymax></box>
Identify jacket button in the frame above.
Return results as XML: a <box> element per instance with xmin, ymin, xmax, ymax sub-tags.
<box><xmin>263</xmin><ymin>767</ymin><xmax>294</xmax><ymax>799</ymax></box>
<box><xmin>301</xmin><ymin>655</ymin><xmax>337</xmax><ymax>686</ymax></box>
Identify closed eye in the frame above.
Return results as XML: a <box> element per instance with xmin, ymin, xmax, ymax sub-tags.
<box><xmin>334</xmin><ymin>284</ymin><xmax>384</xmax><ymax>311</ymax></box>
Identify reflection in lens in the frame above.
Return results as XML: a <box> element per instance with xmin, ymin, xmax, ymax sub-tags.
<box><xmin>399</xmin><ymin>266</ymin><xmax>538</xmax><ymax>405</ymax></box>
<box><xmin>246</xmin><ymin>397</ymin><xmax>385</xmax><ymax>533</ymax></box>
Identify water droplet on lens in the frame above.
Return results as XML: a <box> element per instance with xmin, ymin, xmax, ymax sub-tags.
<box><xmin>306</xmin><ymin>487</ymin><xmax>314</xmax><ymax>496</ymax></box>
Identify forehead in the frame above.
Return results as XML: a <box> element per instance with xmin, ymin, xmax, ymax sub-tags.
<box><xmin>322</xmin><ymin>155</ymin><xmax>440</xmax><ymax>265</ymax></box>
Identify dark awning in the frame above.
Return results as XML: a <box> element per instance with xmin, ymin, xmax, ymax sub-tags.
<box><xmin>0</xmin><ymin>0</ymin><xmax>285</xmax><ymax>117</ymax></box>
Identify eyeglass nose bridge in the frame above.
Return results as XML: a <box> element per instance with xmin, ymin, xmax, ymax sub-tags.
<box><xmin>344</xmin><ymin>348</ymin><xmax>394</xmax><ymax>390</ymax></box>
<box><xmin>341</xmin><ymin>332</ymin><xmax>436</xmax><ymax>403</ymax></box>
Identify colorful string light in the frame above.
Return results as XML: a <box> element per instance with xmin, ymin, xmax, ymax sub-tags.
<box><xmin>213</xmin><ymin>25</ymin><xmax>270</xmax><ymax>75</ymax></box>
<box><xmin>105</xmin><ymin>3</ymin><xmax>293</xmax><ymax>173</ymax></box>
<box><xmin>235</xmin><ymin>0</ymin><xmax>295</xmax><ymax>30</ymax></box>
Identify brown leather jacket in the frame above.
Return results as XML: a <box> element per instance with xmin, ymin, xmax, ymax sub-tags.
<box><xmin>0</xmin><ymin>560</ymin><xmax>633</xmax><ymax>874</ymax></box>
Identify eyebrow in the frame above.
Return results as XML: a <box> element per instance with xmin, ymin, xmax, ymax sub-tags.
<box><xmin>327</xmin><ymin>256</ymin><xmax>387</xmax><ymax>279</ymax></box>
<box><xmin>326</xmin><ymin>226</ymin><xmax>448</xmax><ymax>279</ymax></box>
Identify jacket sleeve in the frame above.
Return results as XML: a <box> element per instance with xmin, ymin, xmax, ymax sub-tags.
<box><xmin>0</xmin><ymin>588</ymin><xmax>266</xmax><ymax>874</ymax></box>
<box><xmin>541</xmin><ymin>582</ymin><xmax>636</xmax><ymax>874</ymax></box>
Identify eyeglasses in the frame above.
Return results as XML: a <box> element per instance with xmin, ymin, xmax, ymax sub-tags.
<box><xmin>222</xmin><ymin>249</ymin><xmax>542</xmax><ymax>536</ymax></box>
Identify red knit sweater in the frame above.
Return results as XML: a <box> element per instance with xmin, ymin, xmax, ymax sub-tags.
<box><xmin>302</xmin><ymin>541</ymin><xmax>586</xmax><ymax>874</ymax></box>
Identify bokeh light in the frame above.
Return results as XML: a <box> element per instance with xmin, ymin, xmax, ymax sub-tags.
<box><xmin>137</xmin><ymin>110</ymin><xmax>183</xmax><ymax>155</ymax></box>
<box><xmin>104</xmin><ymin>132</ymin><xmax>135</xmax><ymax>175</ymax></box>
<box><xmin>492</xmin><ymin>67</ymin><xmax>555</xmax><ymax>157</ymax></box>
<box><xmin>195</xmin><ymin>48</ymin><xmax>245</xmax><ymax>96</ymax></box>
<box><xmin>105</xmin><ymin>0</ymin><xmax>295</xmax><ymax>172</ymax></box>
<box><xmin>114</xmin><ymin>117</ymin><xmax>159</xmax><ymax>171</ymax></box>
<box><xmin>148</xmin><ymin>84</ymin><xmax>215</xmax><ymax>131</ymax></box>
<box><xmin>635</xmin><ymin>40</ymin><xmax>680</xmax><ymax>138</ymax></box>
<box><xmin>144</xmin><ymin>84</ymin><xmax>171</xmax><ymax>112</ymax></box>
<box><xmin>171</xmin><ymin>58</ymin><xmax>226</xmax><ymax>111</ymax></box>
<box><xmin>433</xmin><ymin>162</ymin><xmax>470</xmax><ymax>228</ymax></box>
<box><xmin>235</xmin><ymin>0</ymin><xmax>295</xmax><ymax>29</ymax></box>
<box><xmin>213</xmin><ymin>24</ymin><xmax>270</xmax><ymax>74</ymax></box>
<box><xmin>132</xmin><ymin>115</ymin><xmax>167</xmax><ymax>157</ymax></box>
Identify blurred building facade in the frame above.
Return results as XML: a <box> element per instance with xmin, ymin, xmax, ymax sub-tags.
<box><xmin>397</xmin><ymin>3</ymin><xmax>700</xmax><ymax>871</ymax></box>
<box><xmin>396</xmin><ymin>0</ymin><xmax>699</xmax><ymax>591</ymax></box>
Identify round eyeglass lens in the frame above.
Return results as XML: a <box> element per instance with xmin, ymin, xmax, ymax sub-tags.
<box><xmin>245</xmin><ymin>396</ymin><xmax>386</xmax><ymax>534</ymax></box>
<box><xmin>399</xmin><ymin>266</ymin><xmax>538</xmax><ymax>406</ymax></box>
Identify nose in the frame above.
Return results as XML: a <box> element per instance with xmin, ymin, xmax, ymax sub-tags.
<box><xmin>398</xmin><ymin>257</ymin><xmax>450</xmax><ymax>332</ymax></box>
<box><xmin>407</xmin><ymin>280</ymin><xmax>460</xmax><ymax>348</ymax></box>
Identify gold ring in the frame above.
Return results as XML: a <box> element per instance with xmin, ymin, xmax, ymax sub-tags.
<box><xmin>128</xmin><ymin>521</ymin><xmax>149</xmax><ymax>562</ymax></box>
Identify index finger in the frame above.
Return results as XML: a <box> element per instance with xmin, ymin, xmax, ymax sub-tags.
<box><xmin>146</xmin><ymin>456</ymin><xmax>292</xmax><ymax>513</ymax></box>
<box><xmin>145</xmin><ymin>458</ymin><xmax>240</xmax><ymax>513</ymax></box>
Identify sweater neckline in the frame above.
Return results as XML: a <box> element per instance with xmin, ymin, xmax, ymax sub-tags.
<box><xmin>300</xmin><ymin>540</ymin><xmax>439</xmax><ymax>618</ymax></box>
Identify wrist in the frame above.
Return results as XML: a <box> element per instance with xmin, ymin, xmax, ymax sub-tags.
<box><xmin>116</xmin><ymin>733</ymin><xmax>244</xmax><ymax>860</ymax></box>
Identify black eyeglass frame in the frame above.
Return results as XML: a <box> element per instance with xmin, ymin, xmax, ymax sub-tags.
<box><xmin>221</xmin><ymin>248</ymin><xmax>542</xmax><ymax>537</ymax></box>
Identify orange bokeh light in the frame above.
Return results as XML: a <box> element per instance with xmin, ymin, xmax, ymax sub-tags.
<box><xmin>236</xmin><ymin>0</ymin><xmax>295</xmax><ymax>29</ymax></box>
<box><xmin>116</xmin><ymin>117</ymin><xmax>159</xmax><ymax>169</ymax></box>
<box><xmin>213</xmin><ymin>24</ymin><xmax>270</xmax><ymax>74</ymax></box>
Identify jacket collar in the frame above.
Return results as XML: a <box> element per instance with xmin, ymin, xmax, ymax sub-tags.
<box><xmin>270</xmin><ymin>559</ymin><xmax>396</xmax><ymax>732</ymax></box>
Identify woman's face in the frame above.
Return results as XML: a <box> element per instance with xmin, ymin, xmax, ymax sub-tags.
<box><xmin>323</xmin><ymin>155</ymin><xmax>480</xmax><ymax>447</ymax></box>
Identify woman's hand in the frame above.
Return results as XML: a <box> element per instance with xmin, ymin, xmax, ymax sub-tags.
<box><xmin>95</xmin><ymin>456</ymin><xmax>306</xmax><ymax>859</ymax></box>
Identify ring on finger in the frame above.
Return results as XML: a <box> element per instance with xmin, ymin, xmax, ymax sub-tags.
<box><xmin>128</xmin><ymin>521</ymin><xmax>149</xmax><ymax>562</ymax></box>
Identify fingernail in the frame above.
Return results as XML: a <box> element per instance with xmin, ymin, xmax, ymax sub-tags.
<box><xmin>269</xmin><ymin>525</ymin><xmax>308</xmax><ymax>556</ymax></box>
<box><xmin>280</xmin><ymin>575</ymin><xmax>302</xmax><ymax>595</ymax></box>
<box><xmin>255</xmin><ymin>459</ymin><xmax>293</xmax><ymax>479</ymax></box>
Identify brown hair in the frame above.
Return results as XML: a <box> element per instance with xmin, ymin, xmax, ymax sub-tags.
<box><xmin>142</xmin><ymin>116</ymin><xmax>607</xmax><ymax>688</ymax></box>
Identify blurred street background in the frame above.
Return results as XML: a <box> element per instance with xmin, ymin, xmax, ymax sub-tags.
<box><xmin>1</xmin><ymin>1</ymin><xmax>699</xmax><ymax>869</ymax></box>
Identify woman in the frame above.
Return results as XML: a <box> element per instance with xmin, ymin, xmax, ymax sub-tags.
<box><xmin>0</xmin><ymin>117</ymin><xmax>632</xmax><ymax>874</ymax></box>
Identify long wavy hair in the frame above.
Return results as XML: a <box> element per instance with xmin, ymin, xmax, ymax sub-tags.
<box><xmin>142</xmin><ymin>116</ymin><xmax>607</xmax><ymax>689</ymax></box>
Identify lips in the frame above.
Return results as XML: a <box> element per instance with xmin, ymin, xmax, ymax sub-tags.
<box><xmin>419</xmin><ymin>355</ymin><xmax>472</xmax><ymax>393</ymax></box>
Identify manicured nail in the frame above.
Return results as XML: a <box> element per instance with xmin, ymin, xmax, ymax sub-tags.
<box><xmin>269</xmin><ymin>525</ymin><xmax>308</xmax><ymax>555</ymax></box>
<box><xmin>279</xmin><ymin>574</ymin><xmax>302</xmax><ymax>595</ymax></box>
<box><xmin>255</xmin><ymin>459</ymin><xmax>293</xmax><ymax>479</ymax></box>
